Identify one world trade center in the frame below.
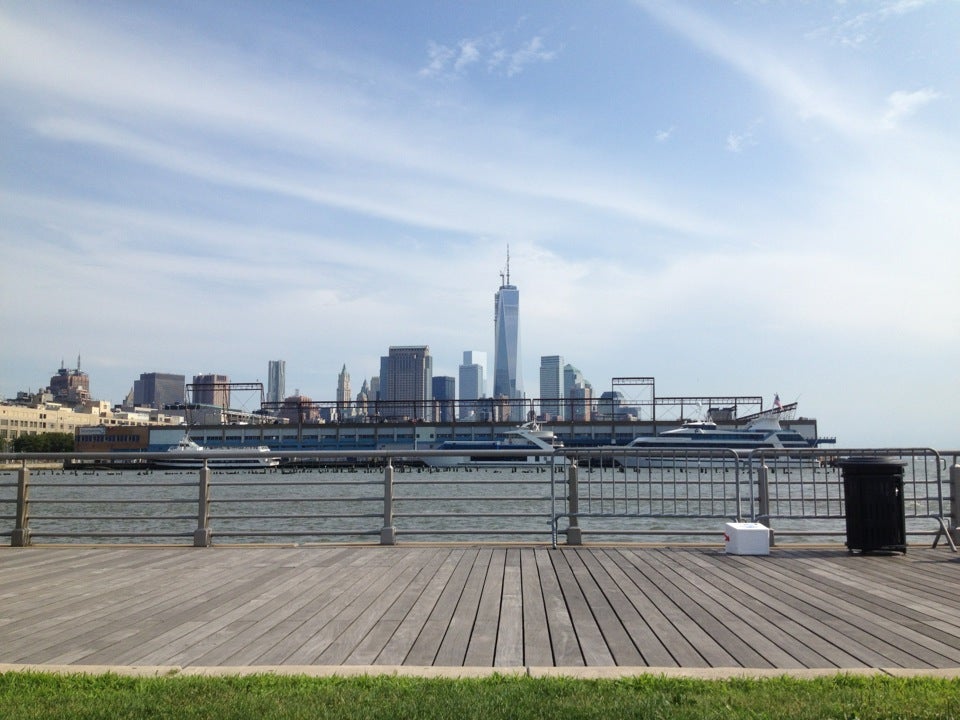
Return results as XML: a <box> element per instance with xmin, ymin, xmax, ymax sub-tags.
<box><xmin>493</xmin><ymin>250</ymin><xmax>523</xmax><ymax>420</ymax></box>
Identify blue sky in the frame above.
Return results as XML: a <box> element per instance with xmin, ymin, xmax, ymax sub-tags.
<box><xmin>1</xmin><ymin>0</ymin><xmax>958</xmax><ymax>447</ymax></box>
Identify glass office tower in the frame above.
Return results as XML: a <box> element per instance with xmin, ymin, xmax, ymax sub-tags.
<box><xmin>493</xmin><ymin>256</ymin><xmax>522</xmax><ymax>421</ymax></box>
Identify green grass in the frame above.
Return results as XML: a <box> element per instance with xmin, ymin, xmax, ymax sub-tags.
<box><xmin>1</xmin><ymin>671</ymin><xmax>958</xmax><ymax>720</ymax></box>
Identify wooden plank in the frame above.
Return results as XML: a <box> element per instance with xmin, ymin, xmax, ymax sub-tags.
<box><xmin>343</xmin><ymin>548</ymin><xmax>454</xmax><ymax>665</ymax></box>
<box><xmin>607</xmin><ymin>550</ymin><xmax>736</xmax><ymax>667</ymax></box>
<box><xmin>776</xmin><ymin>555</ymin><xmax>960</xmax><ymax>664</ymax></box>
<box><xmin>433</xmin><ymin>548</ymin><xmax>493</xmax><ymax>666</ymax></box>
<box><xmin>675</xmin><ymin>551</ymin><xmax>867</xmax><ymax>668</ymax></box>
<box><xmin>167</xmin><ymin>550</ymin><xmax>394</xmax><ymax>666</ymax></box>
<box><xmin>663</xmin><ymin>550</ymin><xmax>827</xmax><ymax>668</ymax></box>
<box><xmin>494</xmin><ymin>548</ymin><xmax>524</xmax><ymax>667</ymax></box>
<box><xmin>520</xmin><ymin>547</ymin><xmax>553</xmax><ymax>668</ymax></box>
<box><xmin>624</xmin><ymin>549</ymin><xmax>773</xmax><ymax>668</ymax></box>
<box><xmin>314</xmin><ymin>549</ymin><xmax>451</xmax><ymax>665</ymax></box>
<box><xmin>794</xmin><ymin>555</ymin><xmax>960</xmax><ymax>640</ymax></box>
<box><xmin>402</xmin><ymin>547</ymin><xmax>480</xmax><ymax>666</ymax></box>
<box><xmin>553</xmin><ymin>549</ymin><xmax>615</xmax><ymax>665</ymax></box>
<box><xmin>759</xmin><ymin>551</ymin><xmax>960</xmax><ymax>665</ymax></box>
<box><xmin>534</xmin><ymin>547</ymin><xmax>582</xmax><ymax>666</ymax></box>
<box><xmin>260</xmin><ymin>550</ymin><xmax>426</xmax><ymax>666</ymax></box>
<box><xmin>563</xmin><ymin>549</ymin><xmax>643</xmax><ymax>665</ymax></box>
<box><xmin>589</xmin><ymin>549</ymin><xmax>678</xmax><ymax>667</ymax></box>
<box><xmin>225</xmin><ymin>551</ymin><xmax>407</xmax><ymax>665</ymax></box>
<box><xmin>373</xmin><ymin>548</ymin><xmax>465</xmax><ymax>665</ymax></box>
<box><xmin>732</xmin><ymin>554</ymin><xmax>940</xmax><ymax>668</ymax></box>
<box><xmin>8</xmin><ymin>550</ymin><xmax>275</xmax><ymax>664</ymax></box>
<box><xmin>463</xmin><ymin>549</ymin><xmax>505</xmax><ymax>666</ymax></box>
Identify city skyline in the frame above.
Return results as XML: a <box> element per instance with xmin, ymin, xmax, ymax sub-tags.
<box><xmin>1</xmin><ymin>2</ymin><xmax>958</xmax><ymax>448</ymax></box>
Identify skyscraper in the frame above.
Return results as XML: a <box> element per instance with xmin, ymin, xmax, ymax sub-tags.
<box><xmin>432</xmin><ymin>375</ymin><xmax>456</xmax><ymax>423</ymax></box>
<box><xmin>267</xmin><ymin>360</ymin><xmax>285</xmax><ymax>406</ymax></box>
<box><xmin>380</xmin><ymin>346</ymin><xmax>433</xmax><ymax>420</ymax></box>
<box><xmin>539</xmin><ymin>355</ymin><xmax>564</xmax><ymax>420</ymax></box>
<box><xmin>458</xmin><ymin>350</ymin><xmax>486</xmax><ymax>398</ymax></box>
<box><xmin>493</xmin><ymin>251</ymin><xmax>522</xmax><ymax>420</ymax></box>
<box><xmin>192</xmin><ymin>374</ymin><xmax>230</xmax><ymax>408</ymax></box>
<box><xmin>133</xmin><ymin>372</ymin><xmax>185</xmax><ymax>409</ymax></box>
<box><xmin>337</xmin><ymin>364</ymin><xmax>352</xmax><ymax>419</ymax></box>
<box><xmin>564</xmin><ymin>363</ymin><xmax>592</xmax><ymax>420</ymax></box>
<box><xmin>49</xmin><ymin>357</ymin><xmax>90</xmax><ymax>405</ymax></box>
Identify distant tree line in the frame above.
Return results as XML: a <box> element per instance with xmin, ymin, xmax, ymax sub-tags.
<box><xmin>12</xmin><ymin>433</ymin><xmax>74</xmax><ymax>452</ymax></box>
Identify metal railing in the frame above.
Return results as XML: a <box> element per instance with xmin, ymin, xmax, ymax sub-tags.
<box><xmin>1</xmin><ymin>447</ymin><xmax>957</xmax><ymax>549</ymax></box>
<box><xmin>551</xmin><ymin>447</ymin><xmax>954</xmax><ymax>548</ymax></box>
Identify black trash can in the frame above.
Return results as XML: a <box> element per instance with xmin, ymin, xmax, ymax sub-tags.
<box><xmin>839</xmin><ymin>457</ymin><xmax>906</xmax><ymax>554</ymax></box>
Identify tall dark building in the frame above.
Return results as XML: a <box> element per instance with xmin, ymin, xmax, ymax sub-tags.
<box><xmin>133</xmin><ymin>372</ymin><xmax>185</xmax><ymax>409</ymax></box>
<box><xmin>192</xmin><ymin>373</ymin><xmax>230</xmax><ymax>408</ymax></box>
<box><xmin>379</xmin><ymin>346</ymin><xmax>432</xmax><ymax>420</ymax></box>
<box><xmin>49</xmin><ymin>357</ymin><xmax>89</xmax><ymax>405</ymax></box>
<box><xmin>432</xmin><ymin>375</ymin><xmax>456</xmax><ymax>423</ymax></box>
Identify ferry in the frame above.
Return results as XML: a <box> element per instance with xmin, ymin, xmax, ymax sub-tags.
<box><xmin>155</xmin><ymin>437</ymin><xmax>280</xmax><ymax>469</ymax></box>
<box><xmin>616</xmin><ymin>402</ymin><xmax>829</xmax><ymax>468</ymax></box>
<box><xmin>421</xmin><ymin>422</ymin><xmax>565</xmax><ymax>468</ymax></box>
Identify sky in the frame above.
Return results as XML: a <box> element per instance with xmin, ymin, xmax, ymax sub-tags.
<box><xmin>1</xmin><ymin>0</ymin><xmax>958</xmax><ymax>448</ymax></box>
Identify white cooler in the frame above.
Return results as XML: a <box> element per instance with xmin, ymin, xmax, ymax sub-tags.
<box><xmin>724</xmin><ymin>522</ymin><xmax>770</xmax><ymax>555</ymax></box>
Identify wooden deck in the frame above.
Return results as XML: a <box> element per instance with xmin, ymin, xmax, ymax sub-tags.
<box><xmin>1</xmin><ymin>545</ymin><xmax>959</xmax><ymax>671</ymax></box>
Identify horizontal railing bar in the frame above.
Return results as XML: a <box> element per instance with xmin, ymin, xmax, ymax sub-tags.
<box><xmin>211</xmin><ymin>481</ymin><xmax>385</xmax><ymax>487</ymax></box>
<box><xmin>211</xmin><ymin>513</ymin><xmax>383</xmax><ymax>520</ymax></box>
<box><xmin>396</xmin><ymin>529</ymin><xmax>548</xmax><ymax>535</ymax></box>
<box><xmin>29</xmin><ymin>532</ymin><xmax>194</xmax><ymax>538</ymax></box>
<box><xmin>395</xmin><ymin>496</ymin><xmax>552</xmax><ymax>502</ymax></box>
<box><xmin>211</xmin><ymin>530</ymin><xmax>380</xmax><ymax>537</ymax></box>
<box><xmin>28</xmin><ymin>499</ymin><xmax>193</xmax><ymax>505</ymax></box>
<box><xmin>31</xmin><ymin>515</ymin><xmax>195</xmax><ymax>521</ymax></box>
<box><xmin>394</xmin><ymin>512</ymin><xmax>549</xmax><ymax>519</ymax></box>
<box><xmin>210</xmin><ymin>497</ymin><xmax>380</xmax><ymax>504</ymax></box>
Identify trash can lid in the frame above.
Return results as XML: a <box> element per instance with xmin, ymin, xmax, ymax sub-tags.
<box><xmin>837</xmin><ymin>456</ymin><xmax>907</xmax><ymax>468</ymax></box>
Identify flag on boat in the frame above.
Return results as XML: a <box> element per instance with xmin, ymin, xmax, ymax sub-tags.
<box><xmin>773</xmin><ymin>393</ymin><xmax>782</xmax><ymax>409</ymax></box>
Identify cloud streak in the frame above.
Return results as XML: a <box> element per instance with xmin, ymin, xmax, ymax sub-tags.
<box><xmin>419</xmin><ymin>31</ymin><xmax>557</xmax><ymax>78</ymax></box>
<box><xmin>883</xmin><ymin>88</ymin><xmax>943</xmax><ymax>128</ymax></box>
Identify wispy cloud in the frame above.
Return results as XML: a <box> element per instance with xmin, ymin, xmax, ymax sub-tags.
<box><xmin>882</xmin><ymin>87</ymin><xmax>943</xmax><ymax>128</ymax></box>
<box><xmin>419</xmin><ymin>32</ymin><xmax>557</xmax><ymax>78</ymax></box>
<box><xmin>632</xmin><ymin>0</ymin><xmax>877</xmax><ymax>137</ymax></box>
<box><xmin>819</xmin><ymin>0</ymin><xmax>940</xmax><ymax>48</ymax></box>
<box><xmin>655</xmin><ymin>126</ymin><xmax>675</xmax><ymax>143</ymax></box>
<box><xmin>725</xmin><ymin>118</ymin><xmax>763</xmax><ymax>153</ymax></box>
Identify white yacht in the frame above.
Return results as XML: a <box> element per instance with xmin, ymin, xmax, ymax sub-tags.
<box><xmin>422</xmin><ymin>422</ymin><xmax>565</xmax><ymax>468</ymax></box>
<box><xmin>618</xmin><ymin>405</ymin><xmax>822</xmax><ymax>468</ymax></box>
<box><xmin>156</xmin><ymin>437</ymin><xmax>280</xmax><ymax>469</ymax></box>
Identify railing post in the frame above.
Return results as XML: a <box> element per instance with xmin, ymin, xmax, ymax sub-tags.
<box><xmin>756</xmin><ymin>462</ymin><xmax>775</xmax><ymax>547</ymax></box>
<box><xmin>193</xmin><ymin>464</ymin><xmax>212</xmax><ymax>547</ymax></box>
<box><xmin>951</xmin><ymin>462</ymin><xmax>960</xmax><ymax>547</ymax></box>
<box><xmin>566</xmin><ymin>460</ymin><xmax>582</xmax><ymax>546</ymax></box>
<box><xmin>380</xmin><ymin>458</ymin><xmax>396</xmax><ymax>545</ymax></box>
<box><xmin>12</xmin><ymin>464</ymin><xmax>31</xmax><ymax>547</ymax></box>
